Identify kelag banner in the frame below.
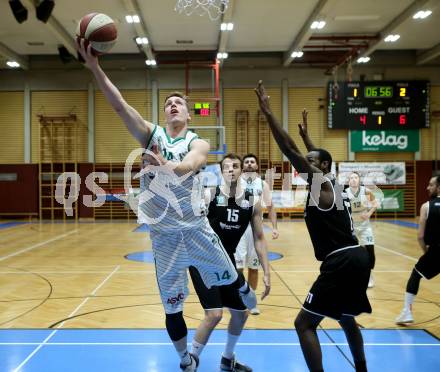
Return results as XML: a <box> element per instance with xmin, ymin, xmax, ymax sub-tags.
<box><xmin>350</xmin><ymin>130</ymin><xmax>419</xmax><ymax>152</ymax></box>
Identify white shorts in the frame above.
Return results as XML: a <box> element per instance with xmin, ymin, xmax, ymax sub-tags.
<box><xmin>234</xmin><ymin>225</ymin><xmax>260</xmax><ymax>270</ymax></box>
<box><xmin>151</xmin><ymin>221</ymin><xmax>237</xmax><ymax>314</ymax></box>
<box><xmin>354</xmin><ymin>225</ymin><xmax>375</xmax><ymax>246</ymax></box>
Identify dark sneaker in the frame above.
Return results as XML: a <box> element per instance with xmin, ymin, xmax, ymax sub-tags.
<box><xmin>180</xmin><ymin>353</ymin><xmax>199</xmax><ymax>371</ymax></box>
<box><xmin>220</xmin><ymin>354</ymin><xmax>252</xmax><ymax>372</ymax></box>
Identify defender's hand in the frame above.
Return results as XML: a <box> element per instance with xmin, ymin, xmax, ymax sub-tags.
<box><xmin>298</xmin><ymin>109</ymin><xmax>309</xmax><ymax>137</ymax></box>
<box><xmin>255</xmin><ymin>80</ymin><xmax>272</xmax><ymax>116</ymax></box>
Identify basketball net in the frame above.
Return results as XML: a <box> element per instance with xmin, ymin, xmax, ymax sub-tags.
<box><xmin>175</xmin><ymin>0</ymin><xmax>229</xmax><ymax>21</ymax></box>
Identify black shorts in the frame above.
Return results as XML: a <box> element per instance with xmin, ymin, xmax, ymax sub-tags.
<box><xmin>189</xmin><ymin>265</ymin><xmax>246</xmax><ymax>311</ymax></box>
<box><xmin>415</xmin><ymin>245</ymin><xmax>440</xmax><ymax>279</ymax></box>
<box><xmin>303</xmin><ymin>246</ymin><xmax>372</xmax><ymax>320</ymax></box>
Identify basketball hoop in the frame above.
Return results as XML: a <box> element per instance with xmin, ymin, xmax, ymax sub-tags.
<box><xmin>175</xmin><ymin>0</ymin><xmax>229</xmax><ymax>21</ymax></box>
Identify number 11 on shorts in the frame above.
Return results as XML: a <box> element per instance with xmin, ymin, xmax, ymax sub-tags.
<box><xmin>305</xmin><ymin>292</ymin><xmax>314</xmax><ymax>304</ymax></box>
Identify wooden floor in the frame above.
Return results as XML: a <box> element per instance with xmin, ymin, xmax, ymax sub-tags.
<box><xmin>0</xmin><ymin>220</ymin><xmax>439</xmax><ymax>338</ymax></box>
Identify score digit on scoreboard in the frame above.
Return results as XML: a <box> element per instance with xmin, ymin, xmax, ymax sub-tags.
<box><xmin>328</xmin><ymin>81</ymin><xmax>429</xmax><ymax>130</ymax></box>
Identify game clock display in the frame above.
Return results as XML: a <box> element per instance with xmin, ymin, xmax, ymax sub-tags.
<box><xmin>328</xmin><ymin>81</ymin><xmax>430</xmax><ymax>130</ymax></box>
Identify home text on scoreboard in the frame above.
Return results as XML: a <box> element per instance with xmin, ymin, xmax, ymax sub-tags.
<box><xmin>328</xmin><ymin>81</ymin><xmax>429</xmax><ymax>130</ymax></box>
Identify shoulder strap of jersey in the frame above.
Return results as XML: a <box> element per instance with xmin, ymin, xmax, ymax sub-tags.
<box><xmin>187</xmin><ymin>131</ymin><xmax>200</xmax><ymax>151</ymax></box>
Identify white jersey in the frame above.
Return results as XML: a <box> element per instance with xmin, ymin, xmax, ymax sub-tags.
<box><xmin>346</xmin><ymin>186</ymin><xmax>372</xmax><ymax>229</ymax></box>
<box><xmin>241</xmin><ymin>175</ymin><xmax>264</xmax><ymax>206</ymax></box>
<box><xmin>138</xmin><ymin>125</ymin><xmax>206</xmax><ymax>232</ymax></box>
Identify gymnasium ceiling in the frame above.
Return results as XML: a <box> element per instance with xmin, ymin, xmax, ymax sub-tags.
<box><xmin>0</xmin><ymin>0</ymin><xmax>440</xmax><ymax>70</ymax></box>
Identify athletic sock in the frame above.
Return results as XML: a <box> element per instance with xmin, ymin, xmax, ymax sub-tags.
<box><xmin>191</xmin><ymin>340</ymin><xmax>205</xmax><ymax>357</ymax></box>
<box><xmin>404</xmin><ymin>292</ymin><xmax>415</xmax><ymax>311</ymax></box>
<box><xmin>223</xmin><ymin>333</ymin><xmax>240</xmax><ymax>359</ymax></box>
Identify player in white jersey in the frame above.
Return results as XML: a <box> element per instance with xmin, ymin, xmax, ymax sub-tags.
<box><xmin>78</xmin><ymin>41</ymin><xmax>237</xmax><ymax>372</ymax></box>
<box><xmin>234</xmin><ymin>154</ymin><xmax>278</xmax><ymax>315</ymax></box>
<box><xmin>346</xmin><ymin>172</ymin><xmax>378</xmax><ymax>288</ymax></box>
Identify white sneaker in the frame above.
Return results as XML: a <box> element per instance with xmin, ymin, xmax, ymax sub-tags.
<box><xmin>395</xmin><ymin>309</ymin><xmax>414</xmax><ymax>325</ymax></box>
<box><xmin>368</xmin><ymin>274</ymin><xmax>374</xmax><ymax>288</ymax></box>
<box><xmin>239</xmin><ymin>285</ymin><xmax>257</xmax><ymax>310</ymax></box>
<box><xmin>180</xmin><ymin>353</ymin><xmax>199</xmax><ymax>372</ymax></box>
<box><xmin>250</xmin><ymin>307</ymin><xmax>261</xmax><ymax>315</ymax></box>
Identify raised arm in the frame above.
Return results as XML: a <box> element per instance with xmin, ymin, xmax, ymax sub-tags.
<box><xmin>254</xmin><ymin>81</ymin><xmax>313</xmax><ymax>176</ymax></box>
<box><xmin>255</xmin><ymin>80</ymin><xmax>333</xmax><ymax>209</ymax></box>
<box><xmin>145</xmin><ymin>138</ymin><xmax>209</xmax><ymax>177</ymax></box>
<box><xmin>77</xmin><ymin>40</ymin><xmax>153</xmax><ymax>146</ymax></box>
<box><xmin>173</xmin><ymin>139</ymin><xmax>209</xmax><ymax>175</ymax></box>
<box><xmin>250</xmin><ymin>202</ymin><xmax>271</xmax><ymax>300</ymax></box>
<box><xmin>298</xmin><ymin>109</ymin><xmax>317</xmax><ymax>152</ymax></box>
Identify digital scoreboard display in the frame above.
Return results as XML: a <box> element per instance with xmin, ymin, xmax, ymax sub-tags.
<box><xmin>328</xmin><ymin>81</ymin><xmax>430</xmax><ymax>130</ymax></box>
<box><xmin>194</xmin><ymin>102</ymin><xmax>210</xmax><ymax>116</ymax></box>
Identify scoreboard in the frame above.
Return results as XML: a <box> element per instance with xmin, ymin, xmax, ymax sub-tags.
<box><xmin>328</xmin><ymin>81</ymin><xmax>430</xmax><ymax>130</ymax></box>
<box><xmin>194</xmin><ymin>102</ymin><xmax>211</xmax><ymax>116</ymax></box>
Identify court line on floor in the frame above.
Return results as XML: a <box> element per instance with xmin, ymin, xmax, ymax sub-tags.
<box><xmin>0</xmin><ymin>230</ymin><xmax>78</xmax><ymax>262</ymax></box>
<box><xmin>0</xmin><ymin>269</ymin><xmax>413</xmax><ymax>275</ymax></box>
<box><xmin>375</xmin><ymin>244</ymin><xmax>418</xmax><ymax>262</ymax></box>
<box><xmin>2</xmin><ymin>342</ymin><xmax>438</xmax><ymax>346</ymax></box>
<box><xmin>11</xmin><ymin>265</ymin><xmax>120</xmax><ymax>372</ymax></box>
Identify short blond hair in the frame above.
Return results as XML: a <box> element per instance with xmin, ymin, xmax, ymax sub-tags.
<box><xmin>164</xmin><ymin>91</ymin><xmax>189</xmax><ymax>110</ymax></box>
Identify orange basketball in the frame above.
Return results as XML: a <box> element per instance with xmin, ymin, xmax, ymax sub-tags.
<box><xmin>76</xmin><ymin>13</ymin><xmax>117</xmax><ymax>55</ymax></box>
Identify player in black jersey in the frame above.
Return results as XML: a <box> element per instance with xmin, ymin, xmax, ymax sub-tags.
<box><xmin>256</xmin><ymin>81</ymin><xmax>371</xmax><ymax>372</ymax></box>
<box><xmin>396</xmin><ymin>175</ymin><xmax>440</xmax><ymax>324</ymax></box>
<box><xmin>189</xmin><ymin>153</ymin><xmax>271</xmax><ymax>372</ymax></box>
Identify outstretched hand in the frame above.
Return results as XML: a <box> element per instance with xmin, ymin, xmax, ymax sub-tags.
<box><xmin>76</xmin><ymin>38</ymin><xmax>99</xmax><ymax>70</ymax></box>
<box><xmin>261</xmin><ymin>274</ymin><xmax>271</xmax><ymax>300</ymax></box>
<box><xmin>298</xmin><ymin>109</ymin><xmax>308</xmax><ymax>137</ymax></box>
<box><xmin>144</xmin><ymin>144</ymin><xmax>167</xmax><ymax>167</ymax></box>
<box><xmin>254</xmin><ymin>80</ymin><xmax>272</xmax><ymax>116</ymax></box>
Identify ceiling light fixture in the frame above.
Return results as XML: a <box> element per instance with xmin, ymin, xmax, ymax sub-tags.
<box><xmin>217</xmin><ymin>52</ymin><xmax>228</xmax><ymax>59</ymax></box>
<box><xmin>311</xmin><ymin>20</ymin><xmax>326</xmax><ymax>29</ymax></box>
<box><xmin>221</xmin><ymin>22</ymin><xmax>234</xmax><ymax>31</ymax></box>
<box><xmin>357</xmin><ymin>56</ymin><xmax>370</xmax><ymax>63</ymax></box>
<box><xmin>136</xmin><ymin>37</ymin><xmax>148</xmax><ymax>45</ymax></box>
<box><xmin>6</xmin><ymin>61</ymin><xmax>20</xmax><ymax>68</ymax></box>
<box><xmin>8</xmin><ymin>0</ymin><xmax>28</xmax><ymax>23</ymax></box>
<box><xmin>291</xmin><ymin>51</ymin><xmax>304</xmax><ymax>58</ymax></box>
<box><xmin>36</xmin><ymin>0</ymin><xmax>55</xmax><ymax>23</ymax></box>
<box><xmin>384</xmin><ymin>34</ymin><xmax>400</xmax><ymax>42</ymax></box>
<box><xmin>126</xmin><ymin>15</ymin><xmax>140</xmax><ymax>23</ymax></box>
<box><xmin>413</xmin><ymin>10</ymin><xmax>432</xmax><ymax>19</ymax></box>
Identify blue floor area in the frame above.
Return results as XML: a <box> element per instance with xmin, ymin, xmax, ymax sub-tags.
<box><xmin>1</xmin><ymin>329</ymin><xmax>438</xmax><ymax>372</ymax></box>
<box><xmin>381</xmin><ymin>220</ymin><xmax>419</xmax><ymax>229</ymax></box>
<box><xmin>0</xmin><ymin>222</ymin><xmax>28</xmax><ymax>230</ymax></box>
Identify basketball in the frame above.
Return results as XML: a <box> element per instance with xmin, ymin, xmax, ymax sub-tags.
<box><xmin>76</xmin><ymin>13</ymin><xmax>117</xmax><ymax>55</ymax></box>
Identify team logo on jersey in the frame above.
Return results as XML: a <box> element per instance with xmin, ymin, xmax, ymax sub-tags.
<box><xmin>240</xmin><ymin>199</ymin><xmax>251</xmax><ymax>209</ymax></box>
<box><xmin>216</xmin><ymin>195</ymin><xmax>227</xmax><ymax>205</ymax></box>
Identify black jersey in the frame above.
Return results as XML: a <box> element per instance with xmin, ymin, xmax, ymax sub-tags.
<box><xmin>424</xmin><ymin>197</ymin><xmax>440</xmax><ymax>247</ymax></box>
<box><xmin>207</xmin><ymin>186</ymin><xmax>254</xmax><ymax>255</ymax></box>
<box><xmin>304</xmin><ymin>178</ymin><xmax>359</xmax><ymax>261</ymax></box>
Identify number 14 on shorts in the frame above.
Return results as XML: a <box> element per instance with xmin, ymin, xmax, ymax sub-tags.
<box><xmin>215</xmin><ymin>270</ymin><xmax>231</xmax><ymax>281</ymax></box>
